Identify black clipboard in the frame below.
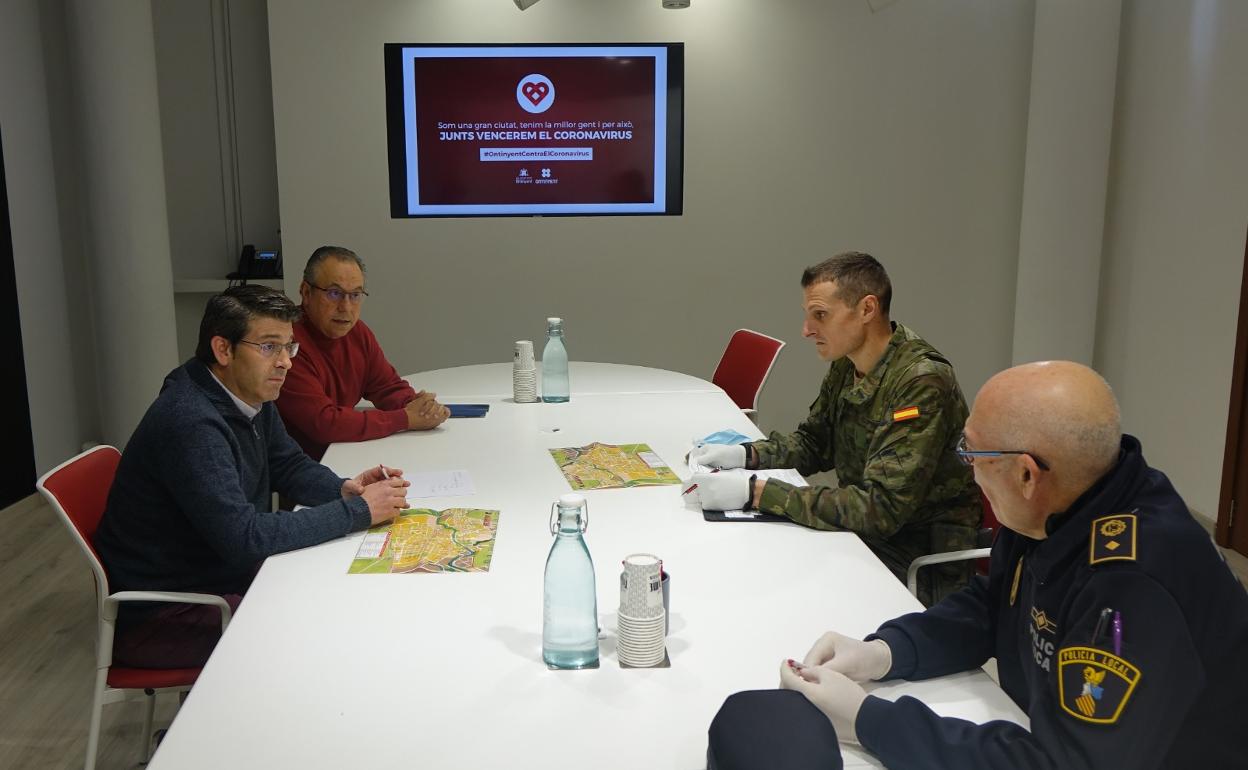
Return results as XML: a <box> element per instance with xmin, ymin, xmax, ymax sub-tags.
<box><xmin>701</xmin><ymin>510</ymin><xmax>787</xmax><ymax>523</ymax></box>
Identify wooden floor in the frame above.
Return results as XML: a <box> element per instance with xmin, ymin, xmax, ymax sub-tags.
<box><xmin>2</xmin><ymin>493</ymin><xmax>1247</xmax><ymax>770</ymax></box>
<box><xmin>0</xmin><ymin>495</ymin><xmax>177</xmax><ymax>770</ymax></box>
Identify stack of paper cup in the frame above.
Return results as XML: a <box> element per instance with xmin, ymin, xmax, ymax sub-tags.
<box><xmin>513</xmin><ymin>340</ymin><xmax>537</xmax><ymax>403</ymax></box>
<box><xmin>618</xmin><ymin>553</ymin><xmax>666</xmax><ymax>666</ymax></box>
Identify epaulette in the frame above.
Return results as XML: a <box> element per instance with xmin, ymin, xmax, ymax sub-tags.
<box><xmin>1090</xmin><ymin>512</ymin><xmax>1137</xmax><ymax>565</ymax></box>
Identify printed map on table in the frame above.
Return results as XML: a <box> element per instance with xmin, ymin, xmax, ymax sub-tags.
<box><xmin>348</xmin><ymin>508</ymin><xmax>498</xmax><ymax>574</ymax></box>
<box><xmin>548</xmin><ymin>442</ymin><xmax>681</xmax><ymax>490</ymax></box>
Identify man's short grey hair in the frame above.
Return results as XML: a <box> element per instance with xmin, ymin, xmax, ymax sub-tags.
<box><xmin>303</xmin><ymin>246</ymin><xmax>366</xmax><ymax>286</ymax></box>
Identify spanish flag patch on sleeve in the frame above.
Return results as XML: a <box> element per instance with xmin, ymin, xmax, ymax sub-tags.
<box><xmin>892</xmin><ymin>406</ymin><xmax>920</xmax><ymax>423</ymax></box>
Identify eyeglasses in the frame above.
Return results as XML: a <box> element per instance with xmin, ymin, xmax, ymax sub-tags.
<box><xmin>237</xmin><ymin>340</ymin><xmax>300</xmax><ymax>358</ymax></box>
<box><xmin>955</xmin><ymin>432</ymin><xmax>1050</xmax><ymax>471</ymax></box>
<box><xmin>310</xmin><ymin>285</ymin><xmax>369</xmax><ymax>304</ymax></box>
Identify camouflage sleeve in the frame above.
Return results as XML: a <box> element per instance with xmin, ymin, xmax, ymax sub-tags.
<box><xmin>756</xmin><ymin>372</ymin><xmax>960</xmax><ymax>538</ymax></box>
<box><xmin>747</xmin><ymin>369</ymin><xmax>837</xmax><ymax>475</ymax></box>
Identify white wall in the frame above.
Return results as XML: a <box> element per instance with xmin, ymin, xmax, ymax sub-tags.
<box><xmin>8</xmin><ymin>0</ymin><xmax>1244</xmax><ymax>516</ymax></box>
<box><xmin>0</xmin><ymin>0</ymin><xmax>96</xmax><ymax>474</ymax></box>
<box><xmin>153</xmin><ymin>0</ymin><xmax>286</xmax><ymax>363</ymax></box>
<box><xmin>1096</xmin><ymin>0</ymin><xmax>1248</xmax><ymax>519</ymax></box>
<box><xmin>1012</xmin><ymin>0</ymin><xmax>1120</xmax><ymax>366</ymax></box>
<box><xmin>267</xmin><ymin>0</ymin><xmax>1036</xmax><ymax>439</ymax></box>
<box><xmin>154</xmin><ymin>0</ymin><xmax>282</xmax><ymax>282</ymax></box>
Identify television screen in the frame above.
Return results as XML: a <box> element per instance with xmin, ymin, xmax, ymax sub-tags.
<box><xmin>384</xmin><ymin>43</ymin><xmax>684</xmax><ymax>218</ymax></box>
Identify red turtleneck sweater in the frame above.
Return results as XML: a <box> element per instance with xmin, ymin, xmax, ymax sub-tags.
<box><xmin>276</xmin><ymin>316</ymin><xmax>416</xmax><ymax>460</ymax></box>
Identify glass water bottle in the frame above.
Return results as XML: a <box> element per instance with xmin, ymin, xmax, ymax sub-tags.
<box><xmin>541</xmin><ymin>317</ymin><xmax>570</xmax><ymax>403</ymax></box>
<box><xmin>542</xmin><ymin>493</ymin><xmax>598</xmax><ymax>669</ymax></box>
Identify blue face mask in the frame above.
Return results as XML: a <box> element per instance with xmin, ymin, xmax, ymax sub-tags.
<box><xmin>696</xmin><ymin>429</ymin><xmax>753</xmax><ymax>446</ymax></box>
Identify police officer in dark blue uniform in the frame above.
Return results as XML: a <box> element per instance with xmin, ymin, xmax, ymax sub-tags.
<box><xmin>709</xmin><ymin>361</ymin><xmax>1248</xmax><ymax>769</ymax></box>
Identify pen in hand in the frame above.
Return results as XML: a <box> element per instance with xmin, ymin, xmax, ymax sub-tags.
<box><xmin>682</xmin><ymin>468</ymin><xmax>720</xmax><ymax>495</ymax></box>
<box><xmin>786</xmin><ymin>659</ymin><xmax>816</xmax><ymax>682</ymax></box>
<box><xmin>377</xmin><ymin>464</ymin><xmax>410</xmax><ymax>512</ymax></box>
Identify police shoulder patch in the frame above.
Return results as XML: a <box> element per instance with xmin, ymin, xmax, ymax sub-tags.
<box><xmin>1090</xmin><ymin>513</ymin><xmax>1137</xmax><ymax>565</ymax></box>
<box><xmin>1057</xmin><ymin>646</ymin><xmax>1141</xmax><ymax>724</ymax></box>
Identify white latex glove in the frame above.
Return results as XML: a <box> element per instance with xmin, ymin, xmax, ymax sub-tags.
<box><xmin>688</xmin><ymin>471</ymin><xmax>750</xmax><ymax>511</ymax></box>
<box><xmin>688</xmin><ymin>443</ymin><xmax>747</xmax><ymax>470</ymax></box>
<box><xmin>802</xmin><ymin>631</ymin><xmax>893</xmax><ymax>682</ymax></box>
<box><xmin>779</xmin><ymin>660</ymin><xmax>868</xmax><ymax>744</ymax></box>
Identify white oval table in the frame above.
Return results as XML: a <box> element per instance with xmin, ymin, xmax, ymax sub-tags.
<box><xmin>151</xmin><ymin>364</ymin><xmax>1026</xmax><ymax>769</ymax></box>
<box><xmin>402</xmin><ymin>360</ymin><xmax>726</xmax><ymax>400</ymax></box>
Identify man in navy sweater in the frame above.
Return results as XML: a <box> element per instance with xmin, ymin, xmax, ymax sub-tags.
<box><xmin>709</xmin><ymin>361</ymin><xmax>1248</xmax><ymax>769</ymax></box>
<box><xmin>95</xmin><ymin>285</ymin><xmax>410</xmax><ymax>668</ymax></box>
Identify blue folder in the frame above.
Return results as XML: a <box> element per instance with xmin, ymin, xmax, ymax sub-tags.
<box><xmin>447</xmin><ymin>403</ymin><xmax>490</xmax><ymax>418</ymax></box>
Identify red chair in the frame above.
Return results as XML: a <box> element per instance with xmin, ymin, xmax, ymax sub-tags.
<box><xmin>906</xmin><ymin>490</ymin><xmax>999</xmax><ymax>597</ymax></box>
<box><xmin>711</xmin><ymin>329</ymin><xmax>786</xmax><ymax>421</ymax></box>
<box><xmin>36</xmin><ymin>446</ymin><xmax>232</xmax><ymax>770</ymax></box>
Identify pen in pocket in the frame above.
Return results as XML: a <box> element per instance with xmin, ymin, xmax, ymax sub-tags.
<box><xmin>1091</xmin><ymin>607</ymin><xmax>1112</xmax><ymax>644</ymax></box>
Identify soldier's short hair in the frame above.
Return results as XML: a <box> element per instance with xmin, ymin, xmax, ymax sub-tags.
<box><xmin>801</xmin><ymin>252</ymin><xmax>892</xmax><ymax>315</ymax></box>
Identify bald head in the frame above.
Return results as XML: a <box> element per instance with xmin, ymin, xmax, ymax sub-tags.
<box><xmin>971</xmin><ymin>361</ymin><xmax>1121</xmax><ymax>491</ymax></box>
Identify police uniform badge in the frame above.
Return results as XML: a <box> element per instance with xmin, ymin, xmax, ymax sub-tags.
<box><xmin>1057</xmin><ymin>646</ymin><xmax>1141</xmax><ymax>724</ymax></box>
<box><xmin>1090</xmin><ymin>513</ymin><xmax>1137</xmax><ymax>565</ymax></box>
<box><xmin>1030</xmin><ymin>606</ymin><xmax>1058</xmax><ymax>635</ymax></box>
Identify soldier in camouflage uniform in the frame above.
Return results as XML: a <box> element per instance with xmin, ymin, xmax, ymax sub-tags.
<box><xmin>690</xmin><ymin>253</ymin><xmax>981</xmax><ymax>605</ymax></box>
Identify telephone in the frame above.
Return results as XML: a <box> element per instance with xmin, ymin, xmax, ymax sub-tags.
<box><xmin>230</xmin><ymin>244</ymin><xmax>282</xmax><ymax>281</ymax></box>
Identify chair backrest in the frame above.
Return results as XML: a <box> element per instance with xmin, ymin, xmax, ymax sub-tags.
<box><xmin>711</xmin><ymin>329</ymin><xmax>786</xmax><ymax>411</ymax></box>
<box><xmin>36</xmin><ymin>445</ymin><xmax>122</xmax><ymax>604</ymax></box>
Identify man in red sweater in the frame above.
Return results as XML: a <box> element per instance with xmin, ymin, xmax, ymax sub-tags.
<box><xmin>277</xmin><ymin>246</ymin><xmax>448</xmax><ymax>459</ymax></box>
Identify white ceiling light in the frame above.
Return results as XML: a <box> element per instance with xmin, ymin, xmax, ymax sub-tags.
<box><xmin>663</xmin><ymin>0</ymin><xmax>691</xmax><ymax>7</ymax></box>
<box><xmin>514</xmin><ymin>0</ymin><xmax>542</xmax><ymax>9</ymax></box>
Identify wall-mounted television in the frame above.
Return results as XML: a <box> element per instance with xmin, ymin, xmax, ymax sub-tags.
<box><xmin>384</xmin><ymin>43</ymin><xmax>684</xmax><ymax>218</ymax></box>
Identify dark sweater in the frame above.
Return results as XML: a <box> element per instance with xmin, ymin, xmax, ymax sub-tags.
<box><xmin>95</xmin><ymin>359</ymin><xmax>371</xmax><ymax>596</ymax></box>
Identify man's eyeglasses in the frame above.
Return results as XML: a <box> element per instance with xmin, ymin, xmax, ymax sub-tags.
<box><xmin>955</xmin><ymin>433</ymin><xmax>1050</xmax><ymax>471</ymax></box>
<box><xmin>237</xmin><ymin>340</ymin><xmax>300</xmax><ymax>358</ymax></box>
<box><xmin>310</xmin><ymin>285</ymin><xmax>369</xmax><ymax>304</ymax></box>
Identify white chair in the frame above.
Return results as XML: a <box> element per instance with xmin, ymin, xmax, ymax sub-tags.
<box><xmin>907</xmin><ymin>492</ymin><xmax>998</xmax><ymax>597</ymax></box>
<box><xmin>36</xmin><ymin>446</ymin><xmax>232</xmax><ymax>770</ymax></box>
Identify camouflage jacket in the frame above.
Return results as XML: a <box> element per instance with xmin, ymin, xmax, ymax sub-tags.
<box><xmin>752</xmin><ymin>323</ymin><xmax>982</xmax><ymax>571</ymax></box>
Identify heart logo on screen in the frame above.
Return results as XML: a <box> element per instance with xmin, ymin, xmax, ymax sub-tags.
<box><xmin>516</xmin><ymin>74</ymin><xmax>555</xmax><ymax>113</ymax></box>
<box><xmin>521</xmin><ymin>81</ymin><xmax>548</xmax><ymax>106</ymax></box>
